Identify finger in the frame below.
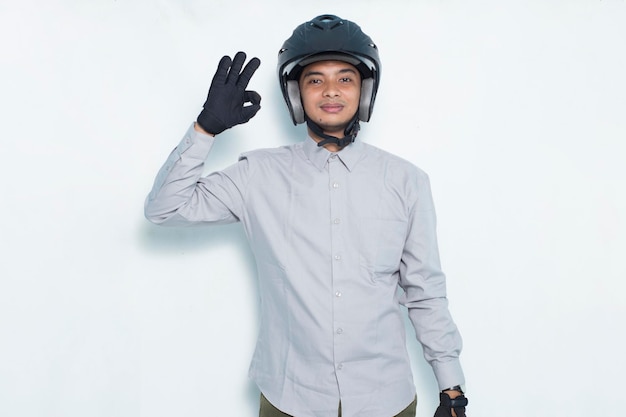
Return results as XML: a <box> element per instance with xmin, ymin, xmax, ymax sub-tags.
<box><xmin>240</xmin><ymin>91</ymin><xmax>261</xmax><ymax>122</ymax></box>
<box><xmin>227</xmin><ymin>51</ymin><xmax>247</xmax><ymax>85</ymax></box>
<box><xmin>240</xmin><ymin>103</ymin><xmax>261</xmax><ymax>123</ymax></box>
<box><xmin>244</xmin><ymin>90</ymin><xmax>261</xmax><ymax>106</ymax></box>
<box><xmin>237</xmin><ymin>57</ymin><xmax>261</xmax><ymax>88</ymax></box>
<box><xmin>211</xmin><ymin>55</ymin><xmax>232</xmax><ymax>85</ymax></box>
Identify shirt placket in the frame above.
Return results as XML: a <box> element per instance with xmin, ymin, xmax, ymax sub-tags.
<box><xmin>328</xmin><ymin>154</ymin><xmax>349</xmax><ymax>392</ymax></box>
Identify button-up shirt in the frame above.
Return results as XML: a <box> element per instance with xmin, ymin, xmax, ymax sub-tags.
<box><xmin>145</xmin><ymin>124</ymin><xmax>464</xmax><ymax>417</ymax></box>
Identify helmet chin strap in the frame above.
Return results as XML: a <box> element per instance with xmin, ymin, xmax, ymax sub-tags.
<box><xmin>306</xmin><ymin>114</ymin><xmax>361</xmax><ymax>149</ymax></box>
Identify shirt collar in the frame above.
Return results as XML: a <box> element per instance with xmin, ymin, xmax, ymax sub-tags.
<box><xmin>302</xmin><ymin>136</ymin><xmax>366</xmax><ymax>172</ymax></box>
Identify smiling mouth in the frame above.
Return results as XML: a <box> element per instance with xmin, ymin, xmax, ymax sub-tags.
<box><xmin>320</xmin><ymin>103</ymin><xmax>344</xmax><ymax>113</ymax></box>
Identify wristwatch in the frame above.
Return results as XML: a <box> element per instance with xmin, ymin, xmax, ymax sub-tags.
<box><xmin>441</xmin><ymin>385</ymin><xmax>465</xmax><ymax>394</ymax></box>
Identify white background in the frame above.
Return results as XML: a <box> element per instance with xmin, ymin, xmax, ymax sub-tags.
<box><xmin>1</xmin><ymin>0</ymin><xmax>625</xmax><ymax>416</ymax></box>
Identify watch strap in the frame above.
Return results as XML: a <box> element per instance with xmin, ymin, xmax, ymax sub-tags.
<box><xmin>441</xmin><ymin>385</ymin><xmax>464</xmax><ymax>394</ymax></box>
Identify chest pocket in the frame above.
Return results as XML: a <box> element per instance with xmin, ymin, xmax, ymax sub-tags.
<box><xmin>358</xmin><ymin>218</ymin><xmax>407</xmax><ymax>276</ymax></box>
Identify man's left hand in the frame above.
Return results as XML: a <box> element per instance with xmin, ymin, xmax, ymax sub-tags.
<box><xmin>434</xmin><ymin>391</ymin><xmax>468</xmax><ymax>417</ymax></box>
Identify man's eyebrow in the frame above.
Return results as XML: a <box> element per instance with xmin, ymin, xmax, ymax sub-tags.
<box><xmin>301</xmin><ymin>68</ymin><xmax>358</xmax><ymax>78</ymax></box>
<box><xmin>301</xmin><ymin>70</ymin><xmax>324</xmax><ymax>78</ymax></box>
<box><xmin>337</xmin><ymin>68</ymin><xmax>358</xmax><ymax>75</ymax></box>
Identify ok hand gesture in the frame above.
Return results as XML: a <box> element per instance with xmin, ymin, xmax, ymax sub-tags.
<box><xmin>196</xmin><ymin>51</ymin><xmax>262</xmax><ymax>135</ymax></box>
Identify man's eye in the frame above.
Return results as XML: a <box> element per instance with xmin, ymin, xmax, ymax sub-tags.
<box><xmin>340</xmin><ymin>77</ymin><xmax>352</xmax><ymax>83</ymax></box>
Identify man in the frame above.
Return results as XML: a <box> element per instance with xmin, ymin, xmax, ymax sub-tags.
<box><xmin>145</xmin><ymin>14</ymin><xmax>468</xmax><ymax>417</ymax></box>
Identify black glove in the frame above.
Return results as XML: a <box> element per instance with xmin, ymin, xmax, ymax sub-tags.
<box><xmin>434</xmin><ymin>392</ymin><xmax>468</xmax><ymax>417</ymax></box>
<box><xmin>196</xmin><ymin>51</ymin><xmax>261</xmax><ymax>135</ymax></box>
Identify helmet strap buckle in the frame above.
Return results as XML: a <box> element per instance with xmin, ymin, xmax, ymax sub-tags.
<box><xmin>306</xmin><ymin>115</ymin><xmax>360</xmax><ymax>149</ymax></box>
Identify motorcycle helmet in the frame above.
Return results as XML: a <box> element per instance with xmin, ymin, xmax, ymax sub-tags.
<box><xmin>277</xmin><ymin>14</ymin><xmax>381</xmax><ymax>145</ymax></box>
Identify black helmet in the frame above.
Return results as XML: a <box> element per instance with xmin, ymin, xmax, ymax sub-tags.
<box><xmin>277</xmin><ymin>14</ymin><xmax>381</xmax><ymax>125</ymax></box>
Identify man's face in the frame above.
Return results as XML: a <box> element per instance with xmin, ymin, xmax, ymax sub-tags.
<box><xmin>298</xmin><ymin>60</ymin><xmax>361</xmax><ymax>137</ymax></box>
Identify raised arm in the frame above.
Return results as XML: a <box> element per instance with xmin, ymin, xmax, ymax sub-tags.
<box><xmin>144</xmin><ymin>52</ymin><xmax>261</xmax><ymax>226</ymax></box>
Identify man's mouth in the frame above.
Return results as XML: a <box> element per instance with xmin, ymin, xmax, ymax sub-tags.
<box><xmin>320</xmin><ymin>103</ymin><xmax>344</xmax><ymax>113</ymax></box>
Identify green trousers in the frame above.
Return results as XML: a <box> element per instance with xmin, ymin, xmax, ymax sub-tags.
<box><xmin>259</xmin><ymin>394</ymin><xmax>417</xmax><ymax>417</ymax></box>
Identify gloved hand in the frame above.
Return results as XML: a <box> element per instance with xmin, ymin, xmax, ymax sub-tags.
<box><xmin>434</xmin><ymin>392</ymin><xmax>468</xmax><ymax>417</ymax></box>
<box><xmin>196</xmin><ymin>51</ymin><xmax>261</xmax><ymax>135</ymax></box>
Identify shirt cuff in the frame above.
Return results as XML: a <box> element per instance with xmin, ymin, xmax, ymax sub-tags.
<box><xmin>176</xmin><ymin>122</ymin><xmax>216</xmax><ymax>160</ymax></box>
<box><xmin>431</xmin><ymin>359</ymin><xmax>465</xmax><ymax>392</ymax></box>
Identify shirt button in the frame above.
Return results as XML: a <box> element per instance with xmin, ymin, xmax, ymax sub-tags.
<box><xmin>334</xmin><ymin>254</ymin><xmax>341</xmax><ymax>261</ymax></box>
<box><xmin>337</xmin><ymin>363</ymin><xmax>343</xmax><ymax>370</ymax></box>
<box><xmin>332</xmin><ymin>182</ymin><xmax>340</xmax><ymax>189</ymax></box>
<box><xmin>333</xmin><ymin>218</ymin><xmax>341</xmax><ymax>224</ymax></box>
<box><xmin>335</xmin><ymin>291</ymin><xmax>342</xmax><ymax>297</ymax></box>
<box><xmin>336</xmin><ymin>328</ymin><xmax>343</xmax><ymax>334</ymax></box>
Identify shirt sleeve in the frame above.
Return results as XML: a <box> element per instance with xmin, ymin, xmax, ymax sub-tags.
<box><xmin>144</xmin><ymin>123</ymin><xmax>248</xmax><ymax>226</ymax></box>
<box><xmin>398</xmin><ymin>172</ymin><xmax>465</xmax><ymax>391</ymax></box>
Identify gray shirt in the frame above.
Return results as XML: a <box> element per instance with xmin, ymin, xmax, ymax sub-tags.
<box><xmin>145</xmin><ymin>124</ymin><xmax>464</xmax><ymax>417</ymax></box>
